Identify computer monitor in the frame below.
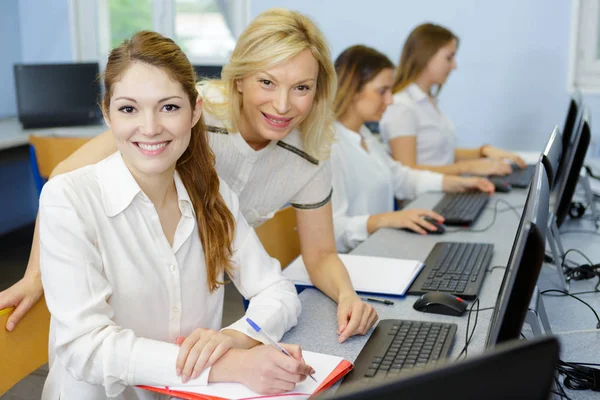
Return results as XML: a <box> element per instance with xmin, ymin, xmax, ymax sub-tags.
<box><xmin>14</xmin><ymin>63</ymin><xmax>102</xmax><ymax>129</ymax></box>
<box><xmin>325</xmin><ymin>337</ymin><xmax>559</xmax><ymax>400</ymax></box>
<box><xmin>485</xmin><ymin>162</ymin><xmax>550</xmax><ymax>347</ymax></box>
<box><xmin>553</xmin><ymin>107</ymin><xmax>591</xmax><ymax>228</ymax></box>
<box><xmin>562</xmin><ymin>91</ymin><xmax>583</xmax><ymax>151</ymax></box>
<box><xmin>193</xmin><ymin>65</ymin><xmax>223</xmax><ymax>80</ymax></box>
<box><xmin>540</xmin><ymin>126</ymin><xmax>562</xmax><ymax>188</ymax></box>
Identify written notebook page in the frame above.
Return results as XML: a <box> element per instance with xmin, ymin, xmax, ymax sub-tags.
<box><xmin>154</xmin><ymin>351</ymin><xmax>347</xmax><ymax>399</ymax></box>
<box><xmin>284</xmin><ymin>254</ymin><xmax>423</xmax><ymax>296</ymax></box>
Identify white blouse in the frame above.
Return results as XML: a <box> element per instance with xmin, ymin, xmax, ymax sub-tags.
<box><xmin>200</xmin><ymin>84</ymin><xmax>333</xmax><ymax>227</ymax></box>
<box><xmin>39</xmin><ymin>152</ymin><xmax>301</xmax><ymax>400</ymax></box>
<box><xmin>331</xmin><ymin>122</ymin><xmax>444</xmax><ymax>252</ymax></box>
<box><xmin>380</xmin><ymin>83</ymin><xmax>456</xmax><ymax>166</ymax></box>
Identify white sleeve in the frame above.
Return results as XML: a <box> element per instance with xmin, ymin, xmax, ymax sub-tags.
<box><xmin>221</xmin><ymin>186</ymin><xmax>301</xmax><ymax>343</ymax></box>
<box><xmin>38</xmin><ymin>178</ymin><xmax>211</xmax><ymax>398</ymax></box>
<box><xmin>373</xmin><ymin>140</ymin><xmax>443</xmax><ymax>199</ymax></box>
<box><xmin>330</xmin><ymin>146</ymin><xmax>370</xmax><ymax>253</ymax></box>
<box><xmin>380</xmin><ymin>102</ymin><xmax>419</xmax><ymax>143</ymax></box>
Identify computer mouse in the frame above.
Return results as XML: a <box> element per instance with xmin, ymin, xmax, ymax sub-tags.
<box><xmin>422</xmin><ymin>216</ymin><xmax>446</xmax><ymax>234</ymax></box>
<box><xmin>489</xmin><ymin>177</ymin><xmax>512</xmax><ymax>193</ymax></box>
<box><xmin>413</xmin><ymin>292</ymin><xmax>468</xmax><ymax>316</ymax></box>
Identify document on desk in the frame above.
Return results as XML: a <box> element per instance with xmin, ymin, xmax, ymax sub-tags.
<box><xmin>138</xmin><ymin>350</ymin><xmax>353</xmax><ymax>399</ymax></box>
<box><xmin>283</xmin><ymin>254</ymin><xmax>424</xmax><ymax>296</ymax></box>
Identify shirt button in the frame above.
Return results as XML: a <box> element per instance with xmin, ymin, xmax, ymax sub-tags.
<box><xmin>172</xmin><ymin>306</ymin><xmax>179</xmax><ymax>313</ymax></box>
<box><xmin>170</xmin><ymin>264</ymin><xmax>176</xmax><ymax>272</ymax></box>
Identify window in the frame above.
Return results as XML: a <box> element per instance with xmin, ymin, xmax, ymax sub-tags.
<box><xmin>569</xmin><ymin>0</ymin><xmax>600</xmax><ymax>93</ymax></box>
<box><xmin>70</xmin><ymin>0</ymin><xmax>248</xmax><ymax>66</ymax></box>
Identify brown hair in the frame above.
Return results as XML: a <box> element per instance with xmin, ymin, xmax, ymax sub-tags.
<box><xmin>102</xmin><ymin>31</ymin><xmax>235</xmax><ymax>292</ymax></box>
<box><xmin>392</xmin><ymin>23</ymin><xmax>458</xmax><ymax>96</ymax></box>
<box><xmin>334</xmin><ymin>45</ymin><xmax>394</xmax><ymax>119</ymax></box>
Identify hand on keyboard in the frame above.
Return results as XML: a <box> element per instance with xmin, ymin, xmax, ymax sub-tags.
<box><xmin>442</xmin><ymin>176</ymin><xmax>495</xmax><ymax>194</ymax></box>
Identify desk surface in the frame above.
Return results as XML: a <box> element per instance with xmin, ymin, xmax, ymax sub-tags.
<box><xmin>282</xmin><ymin>190</ymin><xmax>526</xmax><ymax>361</ymax></box>
<box><xmin>0</xmin><ymin>117</ymin><xmax>107</xmax><ymax>150</ymax></box>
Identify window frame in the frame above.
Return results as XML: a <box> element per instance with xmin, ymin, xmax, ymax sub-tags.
<box><xmin>568</xmin><ymin>0</ymin><xmax>600</xmax><ymax>94</ymax></box>
<box><xmin>69</xmin><ymin>0</ymin><xmax>250</xmax><ymax>66</ymax></box>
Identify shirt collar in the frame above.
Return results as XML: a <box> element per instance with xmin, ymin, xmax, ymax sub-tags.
<box><xmin>98</xmin><ymin>152</ymin><xmax>195</xmax><ymax>218</ymax></box>
<box><xmin>335</xmin><ymin>121</ymin><xmax>363</xmax><ymax>147</ymax></box>
<box><xmin>406</xmin><ymin>83</ymin><xmax>429</xmax><ymax>103</ymax></box>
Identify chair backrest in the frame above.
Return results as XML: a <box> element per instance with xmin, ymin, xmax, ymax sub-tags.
<box><xmin>0</xmin><ymin>297</ymin><xmax>50</xmax><ymax>396</ymax></box>
<box><xmin>29</xmin><ymin>135</ymin><xmax>92</xmax><ymax>179</ymax></box>
<box><xmin>254</xmin><ymin>206</ymin><xmax>301</xmax><ymax>269</ymax></box>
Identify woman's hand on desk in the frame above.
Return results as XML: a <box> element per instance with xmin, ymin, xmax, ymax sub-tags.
<box><xmin>481</xmin><ymin>146</ymin><xmax>527</xmax><ymax>169</ymax></box>
<box><xmin>336</xmin><ymin>293</ymin><xmax>378</xmax><ymax>343</ymax></box>
<box><xmin>0</xmin><ymin>272</ymin><xmax>43</xmax><ymax>331</ymax></box>
<box><xmin>443</xmin><ymin>176</ymin><xmax>495</xmax><ymax>194</ymax></box>
<box><xmin>461</xmin><ymin>158</ymin><xmax>512</xmax><ymax>176</ymax></box>
<box><xmin>176</xmin><ymin>328</ymin><xmax>235</xmax><ymax>383</ymax></box>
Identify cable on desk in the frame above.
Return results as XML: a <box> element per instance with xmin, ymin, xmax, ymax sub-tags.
<box><xmin>540</xmin><ymin>289</ymin><xmax>600</xmax><ymax>329</ymax></box>
<box><xmin>553</xmin><ymin>376</ymin><xmax>573</xmax><ymax>400</ymax></box>
<box><xmin>446</xmin><ymin>199</ymin><xmax>521</xmax><ymax>234</ymax></box>
<box><xmin>556</xmin><ymin>359</ymin><xmax>600</xmax><ymax>392</ymax></box>
<box><xmin>454</xmin><ymin>299</ymin><xmax>497</xmax><ymax>361</ymax></box>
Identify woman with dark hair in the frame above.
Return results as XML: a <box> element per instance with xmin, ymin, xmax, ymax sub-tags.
<box><xmin>38</xmin><ymin>31</ymin><xmax>309</xmax><ymax>399</ymax></box>
<box><xmin>381</xmin><ymin>23</ymin><xmax>525</xmax><ymax>175</ymax></box>
<box><xmin>331</xmin><ymin>45</ymin><xmax>494</xmax><ymax>252</ymax></box>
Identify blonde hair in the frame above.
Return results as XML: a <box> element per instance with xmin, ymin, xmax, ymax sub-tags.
<box><xmin>200</xmin><ymin>8</ymin><xmax>337</xmax><ymax>160</ymax></box>
<box><xmin>392</xmin><ymin>23</ymin><xmax>458</xmax><ymax>96</ymax></box>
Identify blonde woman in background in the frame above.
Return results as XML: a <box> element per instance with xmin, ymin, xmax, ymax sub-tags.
<box><xmin>0</xmin><ymin>9</ymin><xmax>377</xmax><ymax>344</ymax></box>
<box><xmin>331</xmin><ymin>45</ymin><xmax>494</xmax><ymax>253</ymax></box>
<box><xmin>380</xmin><ymin>23</ymin><xmax>526</xmax><ymax>175</ymax></box>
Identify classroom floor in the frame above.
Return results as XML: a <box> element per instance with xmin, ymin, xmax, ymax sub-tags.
<box><xmin>0</xmin><ymin>224</ymin><xmax>247</xmax><ymax>400</ymax></box>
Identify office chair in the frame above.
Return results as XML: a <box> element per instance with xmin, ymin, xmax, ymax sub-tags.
<box><xmin>0</xmin><ymin>298</ymin><xmax>50</xmax><ymax>396</ymax></box>
<box><xmin>254</xmin><ymin>205</ymin><xmax>301</xmax><ymax>270</ymax></box>
<box><xmin>28</xmin><ymin>135</ymin><xmax>92</xmax><ymax>195</ymax></box>
<box><xmin>243</xmin><ymin>206</ymin><xmax>302</xmax><ymax>309</ymax></box>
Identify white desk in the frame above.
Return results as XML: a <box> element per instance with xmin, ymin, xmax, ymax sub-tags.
<box><xmin>0</xmin><ymin>117</ymin><xmax>107</xmax><ymax>151</ymax></box>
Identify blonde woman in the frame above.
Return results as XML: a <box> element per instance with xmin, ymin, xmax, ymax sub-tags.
<box><xmin>0</xmin><ymin>9</ymin><xmax>376</xmax><ymax>343</ymax></box>
<box><xmin>380</xmin><ymin>23</ymin><xmax>526</xmax><ymax>175</ymax></box>
<box><xmin>332</xmin><ymin>45</ymin><xmax>494</xmax><ymax>252</ymax></box>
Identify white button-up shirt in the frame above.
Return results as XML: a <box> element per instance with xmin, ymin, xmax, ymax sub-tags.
<box><xmin>380</xmin><ymin>83</ymin><xmax>456</xmax><ymax>166</ymax></box>
<box><xmin>39</xmin><ymin>152</ymin><xmax>301</xmax><ymax>400</ymax></box>
<box><xmin>331</xmin><ymin>122</ymin><xmax>443</xmax><ymax>252</ymax></box>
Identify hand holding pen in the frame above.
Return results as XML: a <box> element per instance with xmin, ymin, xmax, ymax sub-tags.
<box><xmin>246</xmin><ymin>318</ymin><xmax>317</xmax><ymax>383</ymax></box>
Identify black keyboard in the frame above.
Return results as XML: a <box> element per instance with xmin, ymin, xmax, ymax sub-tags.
<box><xmin>408</xmin><ymin>242</ymin><xmax>494</xmax><ymax>299</ymax></box>
<box><xmin>491</xmin><ymin>164</ymin><xmax>535</xmax><ymax>188</ymax></box>
<box><xmin>340</xmin><ymin>319</ymin><xmax>456</xmax><ymax>387</ymax></box>
<box><xmin>433</xmin><ymin>192</ymin><xmax>490</xmax><ymax>226</ymax></box>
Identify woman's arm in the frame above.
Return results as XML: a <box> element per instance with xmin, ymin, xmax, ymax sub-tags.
<box><xmin>295</xmin><ymin>203</ymin><xmax>378</xmax><ymax>343</ymax></box>
<box><xmin>222</xmin><ymin>187</ymin><xmax>301</xmax><ymax>346</ymax></box>
<box><xmin>454</xmin><ymin>147</ymin><xmax>482</xmax><ymax>161</ymax></box>
<box><xmin>0</xmin><ymin>130</ymin><xmax>117</xmax><ymax>331</ymax></box>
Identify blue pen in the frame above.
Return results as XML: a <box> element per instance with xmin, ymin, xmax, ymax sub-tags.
<box><xmin>246</xmin><ymin>317</ymin><xmax>317</xmax><ymax>383</ymax></box>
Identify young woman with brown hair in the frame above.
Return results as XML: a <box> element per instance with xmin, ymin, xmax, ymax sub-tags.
<box><xmin>38</xmin><ymin>31</ymin><xmax>308</xmax><ymax>399</ymax></box>
<box><xmin>380</xmin><ymin>23</ymin><xmax>526</xmax><ymax>175</ymax></box>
